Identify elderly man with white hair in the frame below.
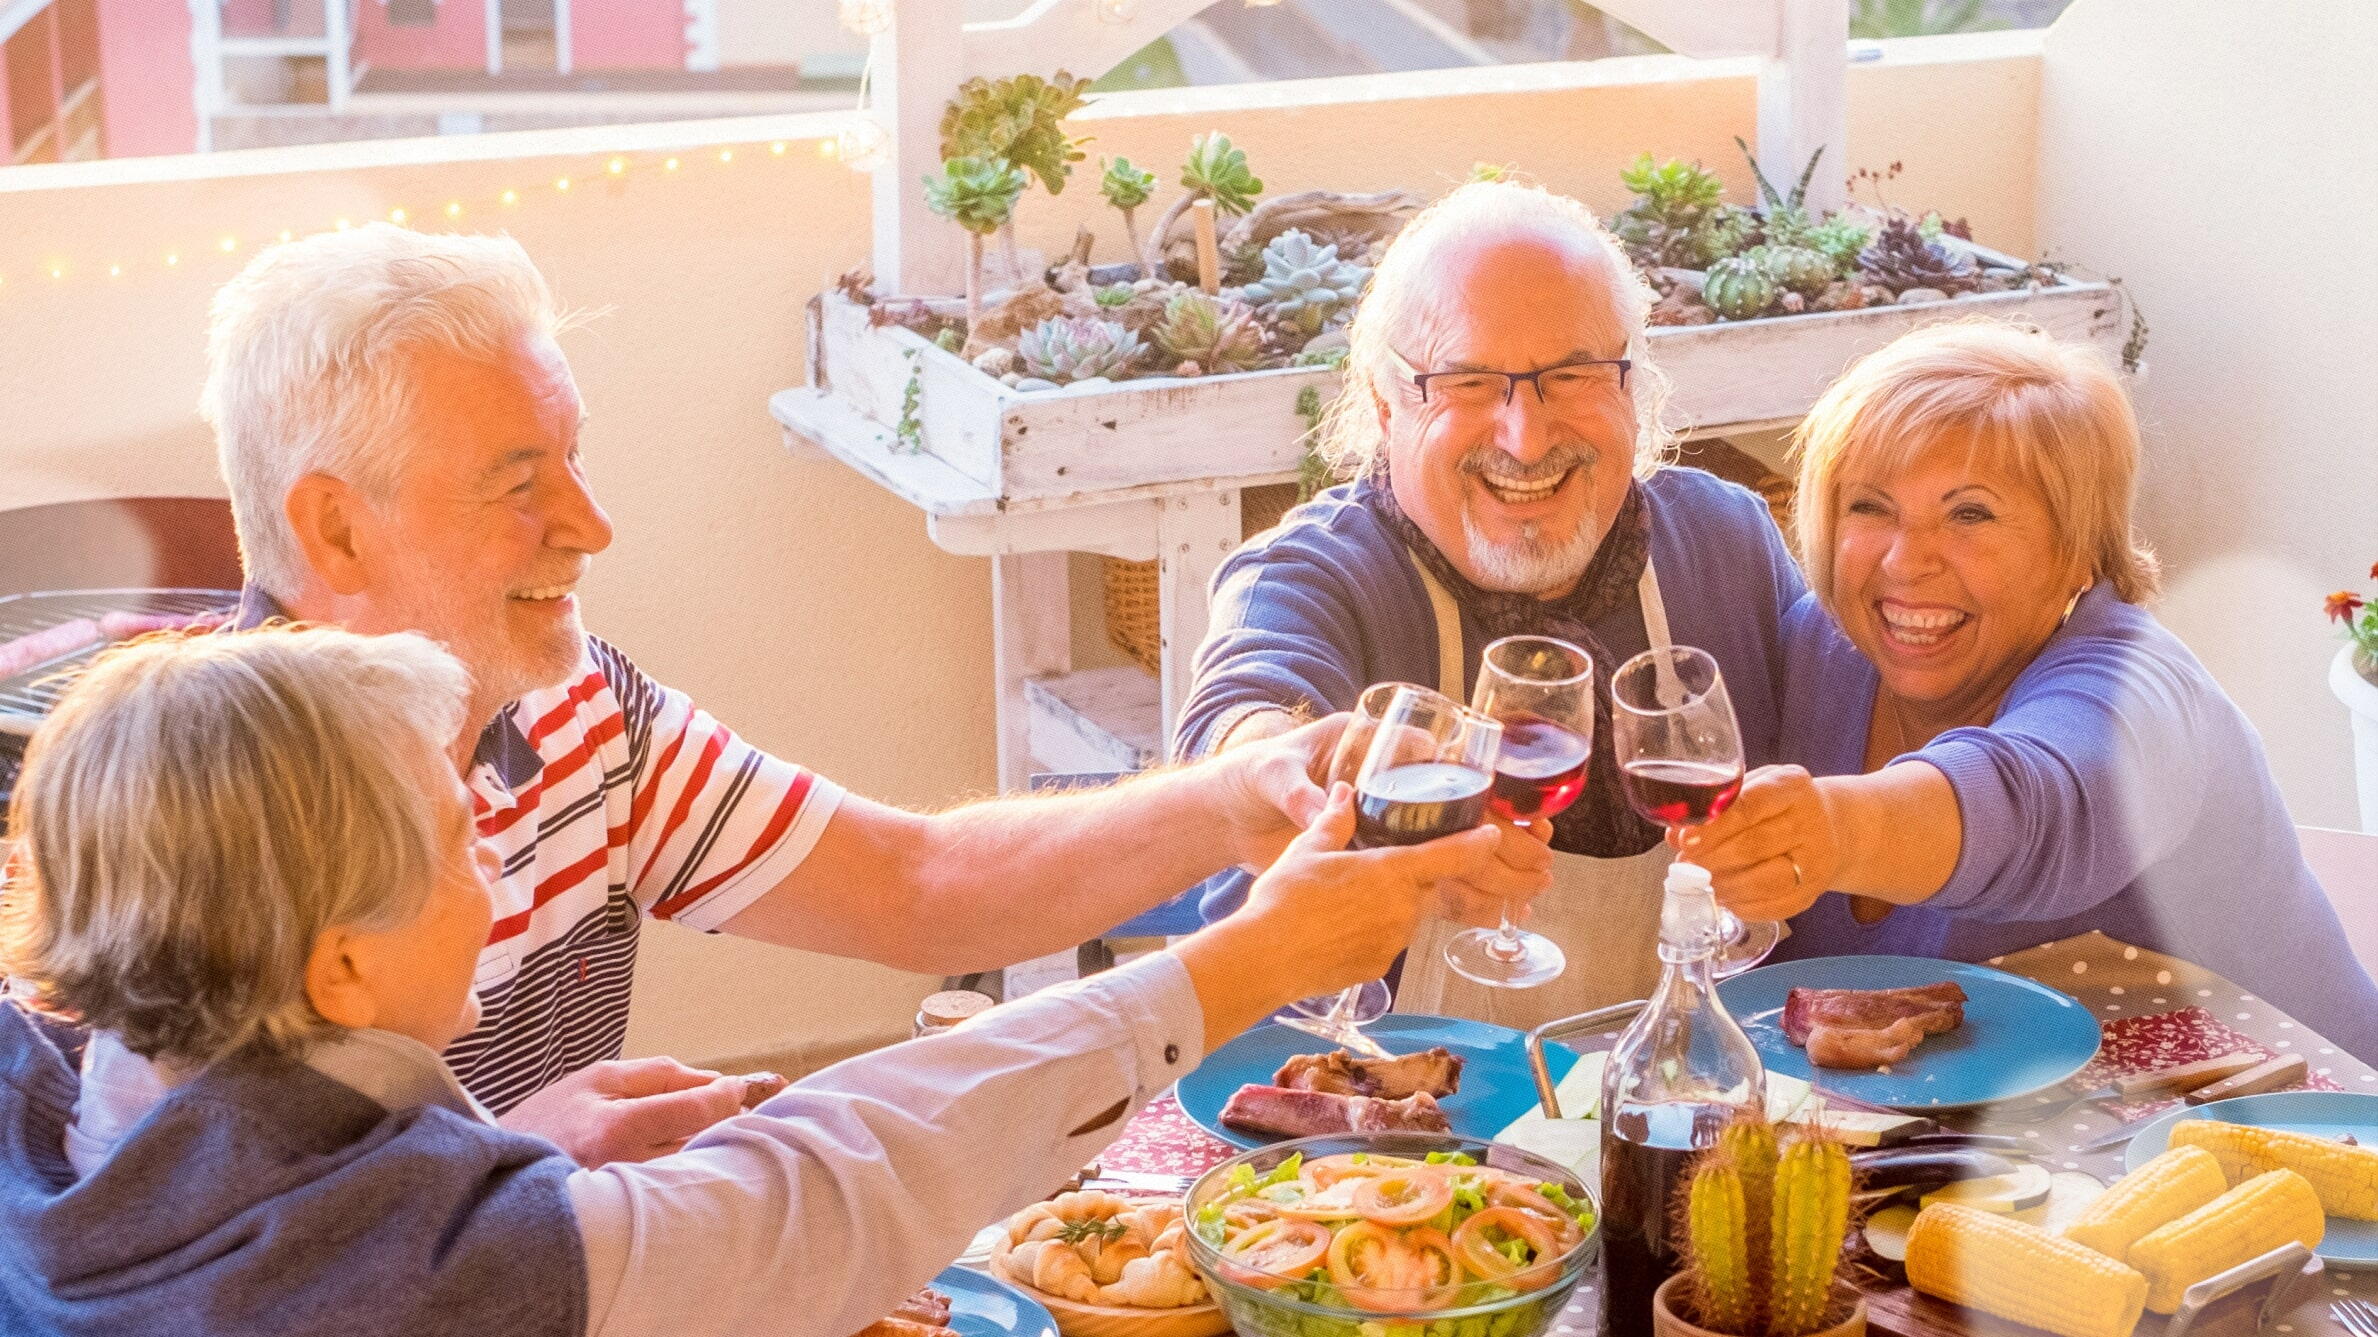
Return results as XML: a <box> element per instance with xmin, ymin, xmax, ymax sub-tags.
<box><xmin>1177</xmin><ymin>181</ymin><xmax>1807</xmax><ymax>1026</ymax></box>
<box><xmin>187</xmin><ymin>223</ymin><xmax>1550</xmax><ymax>1166</ymax></box>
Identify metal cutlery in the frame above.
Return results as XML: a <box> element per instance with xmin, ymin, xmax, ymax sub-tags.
<box><xmin>2001</xmin><ymin>1051</ymin><xmax>2269</xmax><ymax>1124</ymax></box>
<box><xmin>2332</xmin><ymin>1298</ymin><xmax>2378</xmax><ymax>1337</ymax></box>
<box><xmin>2074</xmin><ymin>1054</ymin><xmax>2310</xmax><ymax>1152</ymax></box>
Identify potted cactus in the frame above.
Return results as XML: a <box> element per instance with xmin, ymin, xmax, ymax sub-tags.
<box><xmin>1653</xmin><ymin>1117</ymin><xmax>1867</xmax><ymax>1337</ymax></box>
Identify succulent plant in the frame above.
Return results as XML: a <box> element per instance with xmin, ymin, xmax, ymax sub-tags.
<box><xmin>1149</xmin><ymin>290</ymin><xmax>1265</xmax><ymax>374</ymax></box>
<box><xmin>1240</xmin><ymin>229</ymin><xmax>1370</xmax><ymax>338</ymax></box>
<box><xmin>1101</xmin><ymin>156</ymin><xmax>1159</xmax><ymax>263</ymax></box>
<box><xmin>1749</xmin><ymin>244</ymin><xmax>1837</xmax><ymax>299</ymax></box>
<box><xmin>1803</xmin><ymin>215</ymin><xmax>1874</xmax><ymax>275</ymax></box>
<box><xmin>924</xmin><ymin>156</ymin><xmax>1031</xmax><ymax>332</ymax></box>
<box><xmin>924</xmin><ymin>156</ymin><xmax>1029</xmax><ymax>236</ymax></box>
<box><xmin>1693</xmin><ymin>205</ymin><xmax>1759</xmax><ymax>267</ymax></box>
<box><xmin>1092</xmin><ymin>283</ymin><xmax>1136</xmax><ymax>308</ymax></box>
<box><xmin>1704</xmin><ymin>256</ymin><xmax>1778</xmax><ymax>320</ymax></box>
<box><xmin>1858</xmin><ymin>216</ymin><xmax>1978</xmax><ymax>294</ymax></box>
<box><xmin>1015</xmin><ymin>316</ymin><xmax>1146</xmax><ymax>384</ymax></box>
<box><xmin>1681</xmin><ymin>1118</ymin><xmax>1855</xmax><ymax>1337</ymax></box>
<box><xmin>1180</xmin><ymin>132</ymin><xmax>1263</xmax><ymax>216</ymax></box>
<box><xmin>939</xmin><ymin>72</ymin><xmax>1093</xmax><ymax>194</ymax></box>
<box><xmin>1612</xmin><ymin>153</ymin><xmax>1735</xmax><ymax>270</ymax></box>
<box><xmin>1734</xmin><ymin>138</ymin><xmax>1829</xmax><ymax>253</ymax></box>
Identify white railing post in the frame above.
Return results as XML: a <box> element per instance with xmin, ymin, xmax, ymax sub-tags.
<box><xmin>186</xmin><ymin>0</ymin><xmax>223</xmax><ymax>151</ymax></box>
<box><xmin>1758</xmin><ymin>0</ymin><xmax>1850</xmax><ymax>216</ymax></box>
<box><xmin>871</xmin><ymin>0</ymin><xmax>966</xmax><ymax>297</ymax></box>
<box><xmin>323</xmin><ymin>0</ymin><xmax>350</xmax><ymax>110</ymax></box>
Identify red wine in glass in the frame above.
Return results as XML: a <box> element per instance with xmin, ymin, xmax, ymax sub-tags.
<box><xmin>1355</xmin><ymin>761</ymin><xmax>1493</xmax><ymax>848</ymax></box>
<box><xmin>1487</xmin><ymin>712</ymin><xmax>1592</xmax><ymax>824</ymax></box>
<box><xmin>1619</xmin><ymin>759</ymin><xmax>1745</xmax><ymax>828</ymax></box>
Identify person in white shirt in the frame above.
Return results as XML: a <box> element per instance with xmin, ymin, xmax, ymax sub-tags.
<box><xmin>0</xmin><ymin>625</ymin><xmax>1501</xmax><ymax>1337</ymax></box>
<box><xmin>195</xmin><ymin>223</ymin><xmax>1554</xmax><ymax>1161</ymax></box>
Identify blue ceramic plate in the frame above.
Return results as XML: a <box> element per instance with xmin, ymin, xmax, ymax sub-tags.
<box><xmin>2124</xmin><ymin>1091</ymin><xmax>2378</xmax><ymax>1270</ymax></box>
<box><xmin>937</xmin><ymin>1264</ymin><xmax>1060</xmax><ymax>1337</ymax></box>
<box><xmin>1175</xmin><ymin>1013</ymin><xmax>1580</xmax><ymax>1149</ymax></box>
<box><xmin>1716</xmin><ymin>955</ymin><xmax>2101</xmax><ymax>1111</ymax></box>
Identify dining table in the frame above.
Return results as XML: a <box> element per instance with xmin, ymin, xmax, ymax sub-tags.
<box><xmin>1073</xmin><ymin>931</ymin><xmax>2378</xmax><ymax>1337</ymax></box>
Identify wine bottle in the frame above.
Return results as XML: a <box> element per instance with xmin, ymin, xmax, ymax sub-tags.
<box><xmin>1598</xmin><ymin>862</ymin><xmax>1767</xmax><ymax>1337</ymax></box>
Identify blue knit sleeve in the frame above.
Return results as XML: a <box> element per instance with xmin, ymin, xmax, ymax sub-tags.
<box><xmin>1173</xmin><ymin>527</ymin><xmax>1376</xmax><ymax>760</ymax></box>
<box><xmin>1920</xmin><ymin>610</ymin><xmax>2213</xmax><ymax>922</ymax></box>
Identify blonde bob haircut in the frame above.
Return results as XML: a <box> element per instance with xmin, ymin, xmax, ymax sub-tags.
<box><xmin>1</xmin><ymin>626</ymin><xmax>471</xmax><ymax>1068</ymax></box>
<box><xmin>1792</xmin><ymin>319</ymin><xmax>2159</xmax><ymax>609</ymax></box>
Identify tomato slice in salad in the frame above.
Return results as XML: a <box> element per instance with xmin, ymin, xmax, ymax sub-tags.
<box><xmin>1218</xmin><ymin>1216</ymin><xmax>1331</xmax><ymax>1289</ymax></box>
<box><xmin>1327</xmin><ymin>1219</ymin><xmax>1423</xmax><ymax>1312</ymax></box>
<box><xmin>1270</xmin><ymin>1177</ymin><xmax>1369</xmax><ymax>1219</ymax></box>
<box><xmin>1350</xmin><ymin>1168</ymin><xmax>1454</xmax><ymax>1227</ymax></box>
<box><xmin>1450</xmin><ymin>1205</ymin><xmax>1568</xmax><ymax>1291</ymax></box>
<box><xmin>1400</xmin><ymin>1227</ymin><xmax>1464</xmax><ymax>1309</ymax></box>
<box><xmin>1306</xmin><ymin>1153</ymin><xmax>1418</xmax><ymax>1188</ymax></box>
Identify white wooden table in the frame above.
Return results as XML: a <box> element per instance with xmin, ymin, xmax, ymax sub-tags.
<box><xmin>772</xmin><ymin>384</ymin><xmax>1287</xmax><ymax>791</ymax></box>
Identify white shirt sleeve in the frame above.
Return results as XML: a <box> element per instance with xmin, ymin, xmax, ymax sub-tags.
<box><xmin>567</xmin><ymin>951</ymin><xmax>1205</xmax><ymax>1337</ymax></box>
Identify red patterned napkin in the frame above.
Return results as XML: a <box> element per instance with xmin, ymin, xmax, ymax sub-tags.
<box><xmin>1096</xmin><ymin>1093</ymin><xmax>1237</xmax><ymax>1177</ymax></box>
<box><xmin>2070</xmin><ymin>1006</ymin><xmax>2342</xmax><ymax>1122</ymax></box>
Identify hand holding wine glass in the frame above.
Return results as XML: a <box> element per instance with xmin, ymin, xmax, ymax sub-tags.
<box><xmin>1443</xmin><ymin>635</ymin><xmax>1594</xmax><ymax>989</ymax></box>
<box><xmin>1609</xmin><ymin>645</ymin><xmax>1781</xmax><ymax>975</ymax></box>
<box><xmin>1275</xmin><ymin>682</ymin><xmax>1467</xmax><ymax>1054</ymax></box>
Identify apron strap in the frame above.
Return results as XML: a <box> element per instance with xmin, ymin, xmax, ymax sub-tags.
<box><xmin>1407</xmin><ymin>549</ymin><xmax>1470</xmax><ymax>700</ymax></box>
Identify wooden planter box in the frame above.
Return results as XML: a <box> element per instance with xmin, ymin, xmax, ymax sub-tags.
<box><xmin>807</xmin><ymin>244</ymin><xmax>2126</xmax><ymax>508</ymax></box>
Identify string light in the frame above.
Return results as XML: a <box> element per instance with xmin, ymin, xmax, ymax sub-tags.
<box><xmin>835</xmin><ymin>118</ymin><xmax>889</xmax><ymax>173</ymax></box>
<box><xmin>837</xmin><ymin>0</ymin><xmax>892</xmax><ymax>37</ymax></box>
<box><xmin>1094</xmin><ymin>0</ymin><xmax>1140</xmax><ymax>20</ymax></box>
<box><xmin>2</xmin><ymin>142</ymin><xmax>809</xmax><ymax>295</ymax></box>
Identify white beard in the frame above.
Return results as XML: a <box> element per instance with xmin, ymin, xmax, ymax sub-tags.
<box><xmin>1460</xmin><ymin>513</ymin><xmax>1601</xmax><ymax>595</ymax></box>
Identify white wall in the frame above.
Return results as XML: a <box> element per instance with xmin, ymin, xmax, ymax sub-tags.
<box><xmin>2035</xmin><ymin>0</ymin><xmax>2378</xmax><ymax>830</ymax></box>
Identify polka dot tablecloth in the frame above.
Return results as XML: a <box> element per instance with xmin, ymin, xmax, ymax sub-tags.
<box><xmin>1089</xmin><ymin>931</ymin><xmax>2378</xmax><ymax>1335</ymax></box>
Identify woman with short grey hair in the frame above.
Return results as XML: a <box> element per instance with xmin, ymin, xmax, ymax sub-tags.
<box><xmin>0</xmin><ymin>627</ymin><xmax>1496</xmax><ymax>1337</ymax></box>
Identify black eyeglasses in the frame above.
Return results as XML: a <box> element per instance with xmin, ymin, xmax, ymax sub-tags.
<box><xmin>1386</xmin><ymin>347</ymin><xmax>1633</xmax><ymax>409</ymax></box>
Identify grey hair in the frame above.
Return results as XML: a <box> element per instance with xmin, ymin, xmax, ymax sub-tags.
<box><xmin>1313</xmin><ymin>179</ymin><xmax>1676</xmax><ymax>482</ymax></box>
<box><xmin>199</xmin><ymin>223</ymin><xmax>564</xmax><ymax>600</ymax></box>
<box><xmin>0</xmin><ymin>626</ymin><xmax>472</xmax><ymax>1067</ymax></box>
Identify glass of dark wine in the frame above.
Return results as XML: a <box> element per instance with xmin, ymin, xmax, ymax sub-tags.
<box><xmin>1275</xmin><ymin>681</ymin><xmax>1452</xmax><ymax>1054</ymax></box>
<box><xmin>1351</xmin><ymin>685</ymin><xmax>1502</xmax><ymax>849</ymax></box>
<box><xmin>1608</xmin><ymin>645</ymin><xmax>1780</xmax><ymax>976</ymax></box>
<box><xmin>1443</xmin><ymin>635</ymin><xmax>1594</xmax><ymax>989</ymax></box>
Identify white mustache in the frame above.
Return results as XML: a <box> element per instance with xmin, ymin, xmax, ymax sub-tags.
<box><xmin>1459</xmin><ymin>446</ymin><xmax>1594</xmax><ymax>483</ymax></box>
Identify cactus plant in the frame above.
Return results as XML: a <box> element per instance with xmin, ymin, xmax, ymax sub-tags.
<box><xmin>1100</xmin><ymin>156</ymin><xmax>1159</xmax><ymax>264</ymax></box>
<box><xmin>924</xmin><ymin>156</ymin><xmax>1030</xmax><ymax>335</ymax></box>
<box><xmin>1750</xmin><ymin>244</ymin><xmax>1837</xmax><ymax>299</ymax></box>
<box><xmin>1015</xmin><ymin>316</ymin><xmax>1145</xmax><ymax>384</ymax></box>
<box><xmin>1149</xmin><ymin>290</ymin><xmax>1265</xmax><ymax>374</ymax></box>
<box><xmin>1240</xmin><ymin>229</ymin><xmax>1370</xmax><ymax>338</ymax></box>
<box><xmin>1678</xmin><ymin>1117</ymin><xmax>1857</xmax><ymax>1337</ymax></box>
<box><xmin>1703</xmin><ymin>256</ymin><xmax>1778</xmax><ymax>320</ymax></box>
<box><xmin>1144</xmin><ymin>134</ymin><xmax>1265</xmax><ymax>280</ymax></box>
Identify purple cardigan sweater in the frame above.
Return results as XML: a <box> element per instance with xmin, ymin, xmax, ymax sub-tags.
<box><xmin>1771</xmin><ymin>587</ymin><xmax>2378</xmax><ymax>1064</ymax></box>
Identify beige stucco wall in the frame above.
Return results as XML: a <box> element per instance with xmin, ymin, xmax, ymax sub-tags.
<box><xmin>2035</xmin><ymin>0</ymin><xmax>2378</xmax><ymax>831</ymax></box>
<box><xmin>0</xmin><ymin>42</ymin><xmax>2044</xmax><ymax>1068</ymax></box>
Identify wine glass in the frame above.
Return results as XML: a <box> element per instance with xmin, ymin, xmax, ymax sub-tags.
<box><xmin>1443</xmin><ymin>635</ymin><xmax>1594</xmax><ymax>988</ymax></box>
<box><xmin>1609</xmin><ymin>645</ymin><xmax>1781</xmax><ymax>976</ymax></box>
<box><xmin>1275</xmin><ymin>682</ymin><xmax>1455</xmax><ymax>1054</ymax></box>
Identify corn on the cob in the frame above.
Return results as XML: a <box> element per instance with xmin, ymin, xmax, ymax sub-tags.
<box><xmin>1905</xmin><ymin>1203</ymin><xmax>2146</xmax><ymax>1337</ymax></box>
<box><xmin>2128</xmin><ymin>1169</ymin><xmax>2324</xmax><ymax>1313</ymax></box>
<box><xmin>2063</xmin><ymin>1145</ymin><xmax>2228</xmax><ymax>1261</ymax></box>
<box><xmin>2170</xmin><ymin>1119</ymin><xmax>2378</xmax><ymax>1220</ymax></box>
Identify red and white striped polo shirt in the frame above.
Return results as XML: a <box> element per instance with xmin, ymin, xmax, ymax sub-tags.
<box><xmin>443</xmin><ymin>636</ymin><xmax>842</xmax><ymax>1114</ymax></box>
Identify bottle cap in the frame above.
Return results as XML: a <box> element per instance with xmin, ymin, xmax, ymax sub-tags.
<box><xmin>1659</xmin><ymin>861</ymin><xmax>1720</xmax><ymax>960</ymax></box>
<box><xmin>918</xmin><ymin>989</ymin><xmax>995</xmax><ymax>1029</ymax></box>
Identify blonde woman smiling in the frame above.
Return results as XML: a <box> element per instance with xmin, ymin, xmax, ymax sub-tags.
<box><xmin>1682</xmin><ymin>321</ymin><xmax>2378</xmax><ymax>1063</ymax></box>
<box><xmin>0</xmin><ymin>628</ymin><xmax>1496</xmax><ymax>1337</ymax></box>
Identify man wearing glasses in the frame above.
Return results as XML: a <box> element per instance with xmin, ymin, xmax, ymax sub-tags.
<box><xmin>1175</xmin><ymin>181</ymin><xmax>1807</xmax><ymax>1027</ymax></box>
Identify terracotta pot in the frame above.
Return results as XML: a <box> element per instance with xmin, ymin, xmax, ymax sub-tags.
<box><xmin>2334</xmin><ymin>644</ymin><xmax>2378</xmax><ymax>834</ymax></box>
<box><xmin>1652</xmin><ymin>1272</ymin><xmax>1868</xmax><ymax>1337</ymax></box>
